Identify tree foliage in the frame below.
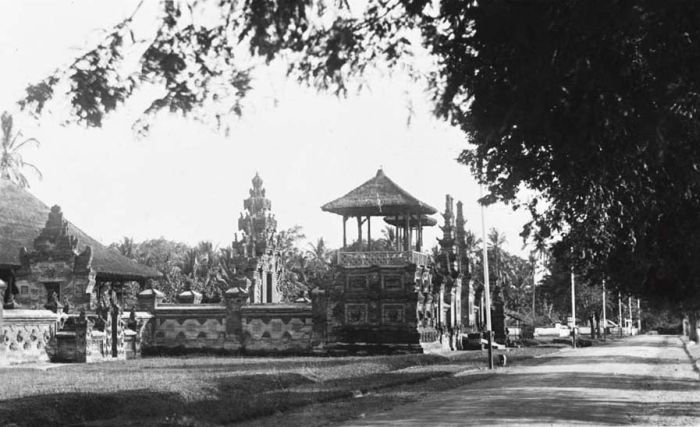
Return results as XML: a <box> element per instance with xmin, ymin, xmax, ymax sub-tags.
<box><xmin>111</xmin><ymin>227</ymin><xmax>335</xmax><ymax>303</ymax></box>
<box><xmin>433</xmin><ymin>2</ymin><xmax>700</xmax><ymax>310</ymax></box>
<box><xmin>25</xmin><ymin>2</ymin><xmax>700</xmax><ymax>308</ymax></box>
<box><xmin>0</xmin><ymin>112</ymin><xmax>42</xmax><ymax>188</ymax></box>
<box><xmin>470</xmin><ymin>228</ymin><xmax>534</xmax><ymax>317</ymax></box>
<box><xmin>18</xmin><ymin>0</ymin><xmax>417</xmax><ymax>135</ymax></box>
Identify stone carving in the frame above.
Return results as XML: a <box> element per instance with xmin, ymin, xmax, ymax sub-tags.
<box><xmin>230</xmin><ymin>174</ymin><xmax>282</xmax><ymax>304</ymax></box>
<box><xmin>15</xmin><ymin>206</ymin><xmax>96</xmax><ymax>311</ymax></box>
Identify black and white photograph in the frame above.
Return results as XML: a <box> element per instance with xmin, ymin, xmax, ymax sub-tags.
<box><xmin>1</xmin><ymin>1</ymin><xmax>699</xmax><ymax>425</ymax></box>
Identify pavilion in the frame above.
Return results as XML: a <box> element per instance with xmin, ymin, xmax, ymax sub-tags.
<box><xmin>318</xmin><ymin>169</ymin><xmax>457</xmax><ymax>353</ymax></box>
<box><xmin>321</xmin><ymin>168</ymin><xmax>437</xmax><ymax>268</ymax></box>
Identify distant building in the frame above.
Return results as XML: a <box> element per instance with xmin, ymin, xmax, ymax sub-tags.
<box><xmin>0</xmin><ymin>178</ymin><xmax>159</xmax><ymax>311</ymax></box>
<box><xmin>231</xmin><ymin>173</ymin><xmax>282</xmax><ymax>303</ymax></box>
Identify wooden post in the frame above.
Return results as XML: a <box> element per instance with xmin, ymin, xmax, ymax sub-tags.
<box><xmin>417</xmin><ymin>215</ymin><xmax>423</xmax><ymax>251</ymax></box>
<box><xmin>342</xmin><ymin>216</ymin><xmax>347</xmax><ymax>249</ymax></box>
<box><xmin>404</xmin><ymin>214</ymin><xmax>410</xmax><ymax>251</ymax></box>
<box><xmin>395</xmin><ymin>223</ymin><xmax>400</xmax><ymax>251</ymax></box>
<box><xmin>618</xmin><ymin>292</ymin><xmax>623</xmax><ymax>337</ymax></box>
<box><xmin>628</xmin><ymin>296</ymin><xmax>633</xmax><ymax>334</ymax></box>
<box><xmin>357</xmin><ymin>216</ymin><xmax>362</xmax><ymax>250</ymax></box>
<box><xmin>602</xmin><ymin>279</ymin><xmax>607</xmax><ymax>340</ymax></box>
<box><xmin>637</xmin><ymin>298</ymin><xmax>641</xmax><ymax>332</ymax></box>
<box><xmin>571</xmin><ymin>268</ymin><xmax>576</xmax><ymax>348</ymax></box>
<box><xmin>367</xmin><ymin>216</ymin><xmax>371</xmax><ymax>251</ymax></box>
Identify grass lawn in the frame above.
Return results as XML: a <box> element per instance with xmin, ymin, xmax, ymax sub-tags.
<box><xmin>0</xmin><ymin>346</ymin><xmax>563</xmax><ymax>426</ymax></box>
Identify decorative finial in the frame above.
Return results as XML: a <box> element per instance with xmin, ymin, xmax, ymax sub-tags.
<box><xmin>252</xmin><ymin>172</ymin><xmax>263</xmax><ymax>189</ymax></box>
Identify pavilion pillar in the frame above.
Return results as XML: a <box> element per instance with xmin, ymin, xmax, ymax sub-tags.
<box><xmin>342</xmin><ymin>216</ymin><xmax>347</xmax><ymax>249</ymax></box>
<box><xmin>367</xmin><ymin>216</ymin><xmax>371</xmax><ymax>251</ymax></box>
<box><xmin>404</xmin><ymin>214</ymin><xmax>410</xmax><ymax>251</ymax></box>
<box><xmin>396</xmin><ymin>224</ymin><xmax>400</xmax><ymax>251</ymax></box>
<box><xmin>417</xmin><ymin>216</ymin><xmax>423</xmax><ymax>252</ymax></box>
<box><xmin>357</xmin><ymin>216</ymin><xmax>362</xmax><ymax>250</ymax></box>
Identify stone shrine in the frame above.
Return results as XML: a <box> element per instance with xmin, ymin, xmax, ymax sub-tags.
<box><xmin>231</xmin><ymin>173</ymin><xmax>282</xmax><ymax>304</ymax></box>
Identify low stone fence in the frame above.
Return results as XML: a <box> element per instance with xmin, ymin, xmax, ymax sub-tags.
<box><xmin>139</xmin><ymin>290</ymin><xmax>314</xmax><ymax>355</ymax></box>
<box><xmin>239</xmin><ymin>304</ymin><xmax>313</xmax><ymax>354</ymax></box>
<box><xmin>146</xmin><ymin>304</ymin><xmax>232</xmax><ymax>352</ymax></box>
<box><xmin>0</xmin><ymin>309</ymin><xmax>59</xmax><ymax>365</ymax></box>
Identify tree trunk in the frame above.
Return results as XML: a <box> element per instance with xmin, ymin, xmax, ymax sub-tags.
<box><xmin>589</xmin><ymin>317</ymin><xmax>595</xmax><ymax>339</ymax></box>
<box><xmin>689</xmin><ymin>312</ymin><xmax>699</xmax><ymax>343</ymax></box>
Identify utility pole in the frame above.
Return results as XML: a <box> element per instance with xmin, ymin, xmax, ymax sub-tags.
<box><xmin>480</xmin><ymin>184</ymin><xmax>493</xmax><ymax>369</ymax></box>
<box><xmin>531</xmin><ymin>256</ymin><xmax>536</xmax><ymax>329</ymax></box>
<box><xmin>628</xmin><ymin>296</ymin><xmax>633</xmax><ymax>335</ymax></box>
<box><xmin>602</xmin><ymin>279</ymin><xmax>607</xmax><ymax>341</ymax></box>
<box><xmin>637</xmin><ymin>298</ymin><xmax>641</xmax><ymax>332</ymax></box>
<box><xmin>618</xmin><ymin>292</ymin><xmax>623</xmax><ymax>337</ymax></box>
<box><xmin>571</xmin><ymin>267</ymin><xmax>576</xmax><ymax>348</ymax></box>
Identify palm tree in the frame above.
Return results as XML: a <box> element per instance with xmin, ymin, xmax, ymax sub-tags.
<box><xmin>113</xmin><ymin>237</ymin><xmax>135</xmax><ymax>259</ymax></box>
<box><xmin>1</xmin><ymin>112</ymin><xmax>42</xmax><ymax>188</ymax></box>
<box><xmin>307</xmin><ymin>237</ymin><xmax>332</xmax><ymax>266</ymax></box>
<box><xmin>488</xmin><ymin>228</ymin><xmax>507</xmax><ymax>285</ymax></box>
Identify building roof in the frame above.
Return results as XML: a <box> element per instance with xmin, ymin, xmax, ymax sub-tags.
<box><xmin>0</xmin><ymin>179</ymin><xmax>160</xmax><ymax>280</ymax></box>
<box><xmin>384</xmin><ymin>214</ymin><xmax>437</xmax><ymax>228</ymax></box>
<box><xmin>321</xmin><ymin>169</ymin><xmax>438</xmax><ymax>217</ymax></box>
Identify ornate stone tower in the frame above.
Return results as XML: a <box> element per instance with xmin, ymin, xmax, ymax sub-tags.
<box><xmin>455</xmin><ymin>201</ymin><xmax>476</xmax><ymax>330</ymax></box>
<box><xmin>237</xmin><ymin>173</ymin><xmax>277</xmax><ymax>257</ymax></box>
<box><xmin>232</xmin><ymin>173</ymin><xmax>281</xmax><ymax>304</ymax></box>
<box><xmin>434</xmin><ymin>195</ymin><xmax>461</xmax><ymax>345</ymax></box>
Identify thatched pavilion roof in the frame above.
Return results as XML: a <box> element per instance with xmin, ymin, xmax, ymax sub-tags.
<box><xmin>322</xmin><ymin>169</ymin><xmax>437</xmax><ymax>217</ymax></box>
<box><xmin>0</xmin><ymin>179</ymin><xmax>160</xmax><ymax>281</ymax></box>
<box><xmin>384</xmin><ymin>214</ymin><xmax>437</xmax><ymax>228</ymax></box>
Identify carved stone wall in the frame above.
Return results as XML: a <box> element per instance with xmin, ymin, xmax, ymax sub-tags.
<box><xmin>14</xmin><ymin>206</ymin><xmax>96</xmax><ymax>311</ymax></box>
<box><xmin>322</xmin><ymin>264</ymin><xmax>446</xmax><ymax>353</ymax></box>
<box><xmin>0</xmin><ymin>309</ymin><xmax>59</xmax><ymax>364</ymax></box>
<box><xmin>140</xmin><ymin>302</ymin><xmax>314</xmax><ymax>354</ymax></box>
<box><xmin>240</xmin><ymin>305</ymin><xmax>313</xmax><ymax>354</ymax></box>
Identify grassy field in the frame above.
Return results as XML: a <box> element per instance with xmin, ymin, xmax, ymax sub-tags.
<box><xmin>0</xmin><ymin>346</ymin><xmax>563</xmax><ymax>426</ymax></box>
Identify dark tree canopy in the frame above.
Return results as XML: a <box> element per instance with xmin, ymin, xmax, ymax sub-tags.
<box><xmin>442</xmin><ymin>2</ymin><xmax>700</xmax><ymax>309</ymax></box>
<box><xmin>18</xmin><ymin>1</ymin><xmax>700</xmax><ymax>309</ymax></box>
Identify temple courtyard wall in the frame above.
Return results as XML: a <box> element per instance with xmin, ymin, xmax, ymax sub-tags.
<box><xmin>142</xmin><ymin>302</ymin><xmax>315</xmax><ymax>355</ymax></box>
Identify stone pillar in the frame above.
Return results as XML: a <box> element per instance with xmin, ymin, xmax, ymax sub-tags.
<box><xmin>74</xmin><ymin>311</ymin><xmax>88</xmax><ymax>363</ymax></box>
<box><xmin>136</xmin><ymin>288</ymin><xmax>165</xmax><ymax>312</ymax></box>
<box><xmin>0</xmin><ymin>279</ymin><xmax>5</xmax><ymax>360</ymax></box>
<box><xmin>0</xmin><ymin>279</ymin><xmax>6</xmax><ymax>325</ymax></box>
<box><xmin>492</xmin><ymin>289</ymin><xmax>507</xmax><ymax>344</ymax></box>
<box><xmin>310</xmin><ymin>287</ymin><xmax>327</xmax><ymax>349</ymax></box>
<box><xmin>224</xmin><ymin>287</ymin><xmax>249</xmax><ymax>339</ymax></box>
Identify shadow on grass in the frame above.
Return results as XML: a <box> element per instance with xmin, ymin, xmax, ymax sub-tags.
<box><xmin>0</xmin><ymin>370</ymin><xmax>456</xmax><ymax>427</ymax></box>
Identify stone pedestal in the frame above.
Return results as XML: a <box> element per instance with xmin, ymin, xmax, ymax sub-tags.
<box><xmin>310</xmin><ymin>287</ymin><xmax>327</xmax><ymax>348</ymax></box>
<box><xmin>176</xmin><ymin>289</ymin><xmax>202</xmax><ymax>304</ymax></box>
<box><xmin>224</xmin><ymin>287</ymin><xmax>249</xmax><ymax>338</ymax></box>
<box><xmin>136</xmin><ymin>288</ymin><xmax>165</xmax><ymax>312</ymax></box>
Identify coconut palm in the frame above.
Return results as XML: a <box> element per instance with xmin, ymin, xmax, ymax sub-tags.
<box><xmin>0</xmin><ymin>112</ymin><xmax>42</xmax><ymax>188</ymax></box>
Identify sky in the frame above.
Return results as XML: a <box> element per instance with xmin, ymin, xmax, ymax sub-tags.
<box><xmin>0</xmin><ymin>1</ymin><xmax>535</xmax><ymax>258</ymax></box>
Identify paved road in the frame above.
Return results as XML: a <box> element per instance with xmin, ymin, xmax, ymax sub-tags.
<box><xmin>344</xmin><ymin>335</ymin><xmax>700</xmax><ymax>426</ymax></box>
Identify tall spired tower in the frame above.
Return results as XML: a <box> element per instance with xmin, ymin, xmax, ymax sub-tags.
<box><xmin>237</xmin><ymin>173</ymin><xmax>277</xmax><ymax>257</ymax></box>
<box><xmin>232</xmin><ymin>173</ymin><xmax>281</xmax><ymax>303</ymax></box>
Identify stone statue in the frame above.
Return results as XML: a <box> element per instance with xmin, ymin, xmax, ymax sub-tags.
<box><xmin>45</xmin><ymin>291</ymin><xmax>63</xmax><ymax>313</ymax></box>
